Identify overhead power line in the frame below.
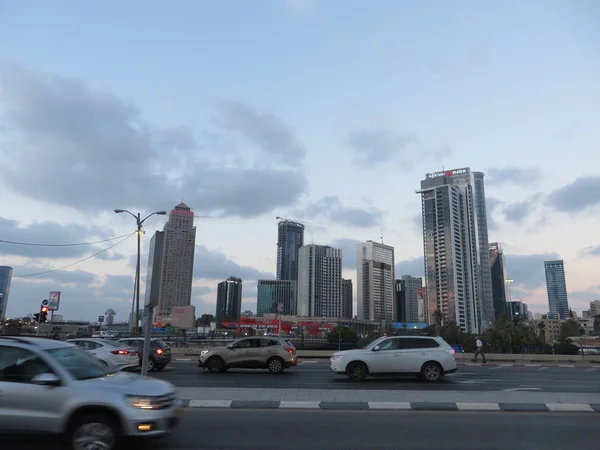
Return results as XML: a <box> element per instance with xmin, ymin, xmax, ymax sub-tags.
<box><xmin>0</xmin><ymin>233</ymin><xmax>133</xmax><ymax>247</ymax></box>
<box><xmin>13</xmin><ymin>233</ymin><xmax>135</xmax><ymax>278</ymax></box>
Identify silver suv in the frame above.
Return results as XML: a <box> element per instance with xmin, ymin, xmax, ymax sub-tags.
<box><xmin>199</xmin><ymin>336</ymin><xmax>297</xmax><ymax>373</ymax></box>
<box><xmin>0</xmin><ymin>336</ymin><xmax>182</xmax><ymax>450</ymax></box>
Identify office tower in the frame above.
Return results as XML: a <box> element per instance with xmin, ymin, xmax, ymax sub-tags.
<box><xmin>215</xmin><ymin>277</ymin><xmax>243</xmax><ymax>326</ymax></box>
<box><xmin>155</xmin><ymin>203</ymin><xmax>196</xmax><ymax>316</ymax></box>
<box><xmin>0</xmin><ymin>266</ymin><xmax>13</xmax><ymax>321</ymax></box>
<box><xmin>342</xmin><ymin>279</ymin><xmax>353</xmax><ymax>319</ymax></box>
<box><xmin>297</xmin><ymin>244</ymin><xmax>343</xmax><ymax>317</ymax></box>
<box><xmin>395</xmin><ymin>275</ymin><xmax>423</xmax><ymax>323</ymax></box>
<box><xmin>276</xmin><ymin>219</ymin><xmax>304</xmax><ymax>282</ymax></box>
<box><xmin>544</xmin><ymin>260</ymin><xmax>569</xmax><ymax>320</ymax></box>
<box><xmin>144</xmin><ymin>231</ymin><xmax>165</xmax><ymax>309</ymax></box>
<box><xmin>416</xmin><ymin>167</ymin><xmax>494</xmax><ymax>334</ymax></box>
<box><xmin>256</xmin><ymin>280</ymin><xmax>297</xmax><ymax>316</ymax></box>
<box><xmin>506</xmin><ymin>301</ymin><xmax>524</xmax><ymax>319</ymax></box>
<box><xmin>489</xmin><ymin>242</ymin><xmax>508</xmax><ymax>319</ymax></box>
<box><xmin>356</xmin><ymin>241</ymin><xmax>395</xmax><ymax>323</ymax></box>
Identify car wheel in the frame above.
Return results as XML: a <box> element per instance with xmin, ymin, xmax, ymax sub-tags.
<box><xmin>147</xmin><ymin>358</ymin><xmax>156</xmax><ymax>372</ymax></box>
<box><xmin>206</xmin><ymin>356</ymin><xmax>225</xmax><ymax>373</ymax></box>
<box><xmin>346</xmin><ymin>361</ymin><xmax>368</xmax><ymax>381</ymax></box>
<box><xmin>70</xmin><ymin>413</ymin><xmax>120</xmax><ymax>450</ymax></box>
<box><xmin>267</xmin><ymin>357</ymin><xmax>285</xmax><ymax>373</ymax></box>
<box><xmin>420</xmin><ymin>362</ymin><xmax>442</xmax><ymax>382</ymax></box>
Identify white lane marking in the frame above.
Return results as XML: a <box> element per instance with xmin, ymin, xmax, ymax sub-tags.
<box><xmin>279</xmin><ymin>401</ymin><xmax>321</xmax><ymax>409</ymax></box>
<box><xmin>559</xmin><ymin>364</ymin><xmax>574</xmax><ymax>368</ymax></box>
<box><xmin>584</xmin><ymin>368</ymin><xmax>597</xmax><ymax>372</ymax></box>
<box><xmin>455</xmin><ymin>379</ymin><xmax>502</xmax><ymax>384</ymax></box>
<box><xmin>456</xmin><ymin>402</ymin><xmax>500</xmax><ymax>411</ymax></box>
<box><xmin>300</xmin><ymin>360</ymin><xmax>319</xmax><ymax>364</ymax></box>
<box><xmin>537</xmin><ymin>367</ymin><xmax>548</xmax><ymax>370</ymax></box>
<box><xmin>503</xmin><ymin>387</ymin><xmax>542</xmax><ymax>392</ymax></box>
<box><xmin>546</xmin><ymin>403</ymin><xmax>594</xmax><ymax>412</ymax></box>
<box><xmin>525</xmin><ymin>364</ymin><xmax>540</xmax><ymax>367</ymax></box>
<box><xmin>490</xmin><ymin>365</ymin><xmax>509</xmax><ymax>370</ymax></box>
<box><xmin>368</xmin><ymin>402</ymin><xmax>411</xmax><ymax>410</ymax></box>
<box><xmin>465</xmin><ymin>363</ymin><xmax>481</xmax><ymax>366</ymax></box>
<box><xmin>174</xmin><ymin>358</ymin><xmax>192</xmax><ymax>361</ymax></box>
<box><xmin>189</xmin><ymin>400</ymin><xmax>232</xmax><ymax>408</ymax></box>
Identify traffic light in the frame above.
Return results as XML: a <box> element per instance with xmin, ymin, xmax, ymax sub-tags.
<box><xmin>33</xmin><ymin>313</ymin><xmax>40</xmax><ymax>322</ymax></box>
<box><xmin>40</xmin><ymin>306</ymin><xmax>48</xmax><ymax>323</ymax></box>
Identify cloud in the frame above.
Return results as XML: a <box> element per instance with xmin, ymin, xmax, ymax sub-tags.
<box><xmin>546</xmin><ymin>176</ymin><xmax>600</xmax><ymax>213</ymax></box>
<box><xmin>329</xmin><ymin>238</ymin><xmax>361</xmax><ymax>270</ymax></box>
<box><xmin>194</xmin><ymin>245</ymin><xmax>273</xmax><ymax>281</ymax></box>
<box><xmin>504</xmin><ymin>252</ymin><xmax>560</xmax><ymax>289</ymax></box>
<box><xmin>0</xmin><ymin>216</ymin><xmax>120</xmax><ymax>259</ymax></box>
<box><xmin>485</xmin><ymin>167</ymin><xmax>542</xmax><ymax>186</ymax></box>
<box><xmin>503</xmin><ymin>201</ymin><xmax>531</xmax><ymax>224</ymax></box>
<box><xmin>298</xmin><ymin>196</ymin><xmax>383</xmax><ymax>228</ymax></box>
<box><xmin>395</xmin><ymin>257</ymin><xmax>424</xmax><ymax>278</ymax></box>
<box><xmin>10</xmin><ymin>265</ymin><xmax>99</xmax><ymax>285</ymax></box>
<box><xmin>0</xmin><ymin>66</ymin><xmax>308</xmax><ymax>218</ymax></box>
<box><xmin>580</xmin><ymin>245</ymin><xmax>600</xmax><ymax>257</ymax></box>
<box><xmin>486</xmin><ymin>197</ymin><xmax>503</xmax><ymax>231</ymax></box>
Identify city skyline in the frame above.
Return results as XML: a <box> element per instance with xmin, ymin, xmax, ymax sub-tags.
<box><xmin>1</xmin><ymin>2</ymin><xmax>600</xmax><ymax>321</ymax></box>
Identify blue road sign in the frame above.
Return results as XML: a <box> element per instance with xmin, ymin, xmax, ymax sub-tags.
<box><xmin>42</xmin><ymin>299</ymin><xmax>48</xmax><ymax>306</ymax></box>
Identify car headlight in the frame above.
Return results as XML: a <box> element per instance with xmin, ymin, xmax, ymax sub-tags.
<box><xmin>127</xmin><ymin>395</ymin><xmax>161</xmax><ymax>410</ymax></box>
<box><xmin>200</xmin><ymin>350</ymin><xmax>210</xmax><ymax>356</ymax></box>
<box><xmin>330</xmin><ymin>355</ymin><xmax>343</xmax><ymax>361</ymax></box>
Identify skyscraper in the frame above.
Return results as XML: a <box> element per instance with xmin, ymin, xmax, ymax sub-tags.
<box><xmin>297</xmin><ymin>244</ymin><xmax>343</xmax><ymax>317</ymax></box>
<box><xmin>489</xmin><ymin>242</ymin><xmax>508</xmax><ymax>319</ymax></box>
<box><xmin>256</xmin><ymin>280</ymin><xmax>297</xmax><ymax>316</ymax></box>
<box><xmin>144</xmin><ymin>231</ymin><xmax>165</xmax><ymax>309</ymax></box>
<box><xmin>276</xmin><ymin>219</ymin><xmax>304</xmax><ymax>282</ymax></box>
<box><xmin>342</xmin><ymin>279</ymin><xmax>353</xmax><ymax>319</ymax></box>
<box><xmin>395</xmin><ymin>275</ymin><xmax>423</xmax><ymax>323</ymax></box>
<box><xmin>155</xmin><ymin>203</ymin><xmax>196</xmax><ymax>316</ymax></box>
<box><xmin>0</xmin><ymin>266</ymin><xmax>13</xmax><ymax>321</ymax></box>
<box><xmin>544</xmin><ymin>260</ymin><xmax>569</xmax><ymax>320</ymax></box>
<box><xmin>216</xmin><ymin>277</ymin><xmax>243</xmax><ymax>326</ymax></box>
<box><xmin>356</xmin><ymin>241</ymin><xmax>395</xmax><ymax>323</ymax></box>
<box><xmin>416</xmin><ymin>167</ymin><xmax>494</xmax><ymax>334</ymax></box>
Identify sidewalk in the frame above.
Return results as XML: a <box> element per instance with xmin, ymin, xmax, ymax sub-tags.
<box><xmin>176</xmin><ymin>387</ymin><xmax>600</xmax><ymax>413</ymax></box>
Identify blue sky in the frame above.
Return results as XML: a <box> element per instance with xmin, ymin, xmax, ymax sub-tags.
<box><xmin>1</xmin><ymin>0</ymin><xmax>599</xmax><ymax>321</ymax></box>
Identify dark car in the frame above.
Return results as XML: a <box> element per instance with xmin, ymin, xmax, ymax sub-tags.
<box><xmin>118</xmin><ymin>337</ymin><xmax>172</xmax><ymax>371</ymax></box>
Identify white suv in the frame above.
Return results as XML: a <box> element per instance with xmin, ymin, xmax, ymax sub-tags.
<box><xmin>0</xmin><ymin>336</ymin><xmax>182</xmax><ymax>450</ymax></box>
<box><xmin>330</xmin><ymin>335</ymin><xmax>457</xmax><ymax>382</ymax></box>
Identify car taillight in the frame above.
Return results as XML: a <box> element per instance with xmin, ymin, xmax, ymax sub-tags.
<box><xmin>284</xmin><ymin>347</ymin><xmax>295</xmax><ymax>354</ymax></box>
<box><xmin>446</xmin><ymin>349</ymin><xmax>455</xmax><ymax>355</ymax></box>
<box><xmin>156</xmin><ymin>348</ymin><xmax>163</xmax><ymax>355</ymax></box>
<box><xmin>112</xmin><ymin>350</ymin><xmax>130</xmax><ymax>355</ymax></box>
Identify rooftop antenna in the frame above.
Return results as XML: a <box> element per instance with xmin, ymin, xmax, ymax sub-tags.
<box><xmin>380</xmin><ymin>227</ymin><xmax>384</xmax><ymax>244</ymax></box>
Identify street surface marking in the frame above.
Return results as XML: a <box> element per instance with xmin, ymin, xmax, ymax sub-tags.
<box><xmin>456</xmin><ymin>403</ymin><xmax>500</xmax><ymax>411</ymax></box>
<box><xmin>525</xmin><ymin>364</ymin><xmax>540</xmax><ymax>367</ymax></box>
<box><xmin>279</xmin><ymin>401</ymin><xmax>321</xmax><ymax>409</ymax></box>
<box><xmin>490</xmin><ymin>365</ymin><xmax>509</xmax><ymax>369</ymax></box>
<box><xmin>559</xmin><ymin>364</ymin><xmax>574</xmax><ymax>368</ymax></box>
<box><xmin>189</xmin><ymin>400</ymin><xmax>232</xmax><ymax>408</ymax></box>
<box><xmin>503</xmin><ymin>388</ymin><xmax>542</xmax><ymax>392</ymax></box>
<box><xmin>546</xmin><ymin>403</ymin><xmax>594</xmax><ymax>412</ymax></box>
<box><xmin>537</xmin><ymin>367</ymin><xmax>548</xmax><ymax>370</ymax></box>
<box><xmin>301</xmin><ymin>361</ymin><xmax>319</xmax><ymax>364</ymax></box>
<box><xmin>368</xmin><ymin>402</ymin><xmax>411</xmax><ymax>410</ymax></box>
<box><xmin>584</xmin><ymin>368</ymin><xmax>597</xmax><ymax>372</ymax></box>
<box><xmin>174</xmin><ymin>358</ymin><xmax>192</xmax><ymax>361</ymax></box>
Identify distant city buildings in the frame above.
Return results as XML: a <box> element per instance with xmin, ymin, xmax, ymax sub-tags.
<box><xmin>298</xmin><ymin>244</ymin><xmax>343</xmax><ymax>317</ymax></box>
<box><xmin>216</xmin><ymin>277</ymin><xmax>243</xmax><ymax>327</ymax></box>
<box><xmin>506</xmin><ymin>301</ymin><xmax>529</xmax><ymax>320</ymax></box>
<box><xmin>0</xmin><ymin>266</ymin><xmax>13</xmax><ymax>321</ymax></box>
<box><xmin>417</xmin><ymin>167</ymin><xmax>494</xmax><ymax>334</ymax></box>
<box><xmin>257</xmin><ymin>280</ymin><xmax>297</xmax><ymax>316</ymax></box>
<box><xmin>489</xmin><ymin>242</ymin><xmax>509</xmax><ymax>319</ymax></box>
<box><xmin>394</xmin><ymin>275</ymin><xmax>423</xmax><ymax>323</ymax></box>
<box><xmin>342</xmin><ymin>279</ymin><xmax>353</xmax><ymax>319</ymax></box>
<box><xmin>356</xmin><ymin>241</ymin><xmax>395</xmax><ymax>323</ymax></box>
<box><xmin>276</xmin><ymin>219</ymin><xmax>304</xmax><ymax>282</ymax></box>
<box><xmin>544</xmin><ymin>260</ymin><xmax>569</xmax><ymax>320</ymax></box>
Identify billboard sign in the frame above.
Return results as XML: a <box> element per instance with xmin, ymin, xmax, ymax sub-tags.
<box><xmin>426</xmin><ymin>168</ymin><xmax>469</xmax><ymax>179</ymax></box>
<box><xmin>48</xmin><ymin>291</ymin><xmax>61</xmax><ymax>311</ymax></box>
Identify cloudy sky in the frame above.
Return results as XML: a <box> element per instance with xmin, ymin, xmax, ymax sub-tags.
<box><xmin>1</xmin><ymin>0</ymin><xmax>599</xmax><ymax>322</ymax></box>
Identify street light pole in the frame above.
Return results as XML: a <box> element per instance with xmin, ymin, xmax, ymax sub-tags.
<box><xmin>114</xmin><ymin>209</ymin><xmax>167</xmax><ymax>337</ymax></box>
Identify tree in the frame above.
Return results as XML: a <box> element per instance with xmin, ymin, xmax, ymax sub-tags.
<box><xmin>560</xmin><ymin>318</ymin><xmax>581</xmax><ymax>341</ymax></box>
<box><xmin>327</xmin><ymin>326</ymin><xmax>358</xmax><ymax>343</ymax></box>
<box><xmin>432</xmin><ymin>309</ymin><xmax>443</xmax><ymax>337</ymax></box>
<box><xmin>537</xmin><ymin>322</ymin><xmax>546</xmax><ymax>344</ymax></box>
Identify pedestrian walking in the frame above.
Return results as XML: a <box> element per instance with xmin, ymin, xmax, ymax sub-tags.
<box><xmin>472</xmin><ymin>336</ymin><xmax>487</xmax><ymax>363</ymax></box>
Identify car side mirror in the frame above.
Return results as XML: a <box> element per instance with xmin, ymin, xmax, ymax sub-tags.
<box><xmin>227</xmin><ymin>344</ymin><xmax>234</xmax><ymax>350</ymax></box>
<box><xmin>372</xmin><ymin>345</ymin><xmax>381</xmax><ymax>352</ymax></box>
<box><xmin>32</xmin><ymin>373</ymin><xmax>61</xmax><ymax>387</ymax></box>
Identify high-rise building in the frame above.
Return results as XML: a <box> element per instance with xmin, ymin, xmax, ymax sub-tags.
<box><xmin>416</xmin><ymin>167</ymin><xmax>494</xmax><ymax>334</ymax></box>
<box><xmin>298</xmin><ymin>244</ymin><xmax>343</xmax><ymax>317</ymax></box>
<box><xmin>544</xmin><ymin>260</ymin><xmax>569</xmax><ymax>320</ymax></box>
<box><xmin>216</xmin><ymin>277</ymin><xmax>243</xmax><ymax>326</ymax></box>
<box><xmin>256</xmin><ymin>280</ymin><xmax>297</xmax><ymax>316</ymax></box>
<box><xmin>0</xmin><ymin>266</ymin><xmax>13</xmax><ymax>321</ymax></box>
<box><xmin>394</xmin><ymin>275</ymin><xmax>423</xmax><ymax>323</ymax></box>
<box><xmin>342</xmin><ymin>279</ymin><xmax>353</xmax><ymax>319</ymax></box>
<box><xmin>155</xmin><ymin>203</ymin><xmax>196</xmax><ymax>317</ymax></box>
<box><xmin>144</xmin><ymin>231</ymin><xmax>165</xmax><ymax>308</ymax></box>
<box><xmin>489</xmin><ymin>242</ymin><xmax>508</xmax><ymax>319</ymax></box>
<box><xmin>276</xmin><ymin>219</ymin><xmax>304</xmax><ymax>282</ymax></box>
<box><xmin>356</xmin><ymin>241</ymin><xmax>395</xmax><ymax>323</ymax></box>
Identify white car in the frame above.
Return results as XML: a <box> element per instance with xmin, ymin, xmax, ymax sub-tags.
<box><xmin>67</xmin><ymin>338</ymin><xmax>139</xmax><ymax>372</ymax></box>
<box><xmin>330</xmin><ymin>335</ymin><xmax>457</xmax><ymax>382</ymax></box>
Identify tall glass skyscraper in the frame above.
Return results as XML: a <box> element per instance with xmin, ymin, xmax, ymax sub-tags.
<box><xmin>544</xmin><ymin>260</ymin><xmax>569</xmax><ymax>320</ymax></box>
<box><xmin>356</xmin><ymin>241</ymin><xmax>395</xmax><ymax>323</ymax></box>
<box><xmin>416</xmin><ymin>167</ymin><xmax>494</xmax><ymax>333</ymax></box>
<box><xmin>276</xmin><ymin>219</ymin><xmax>304</xmax><ymax>282</ymax></box>
<box><xmin>256</xmin><ymin>280</ymin><xmax>296</xmax><ymax>316</ymax></box>
<box><xmin>216</xmin><ymin>276</ymin><xmax>243</xmax><ymax>326</ymax></box>
<box><xmin>0</xmin><ymin>266</ymin><xmax>13</xmax><ymax>321</ymax></box>
<box><xmin>489</xmin><ymin>242</ymin><xmax>508</xmax><ymax>319</ymax></box>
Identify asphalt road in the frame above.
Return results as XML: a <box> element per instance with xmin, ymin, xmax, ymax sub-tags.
<box><xmin>4</xmin><ymin>410</ymin><xmax>597</xmax><ymax>450</ymax></box>
<box><xmin>149</xmin><ymin>360</ymin><xmax>600</xmax><ymax>393</ymax></box>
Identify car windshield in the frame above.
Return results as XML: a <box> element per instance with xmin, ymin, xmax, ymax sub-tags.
<box><xmin>46</xmin><ymin>346</ymin><xmax>108</xmax><ymax>380</ymax></box>
<box><xmin>363</xmin><ymin>337</ymin><xmax>386</xmax><ymax>349</ymax></box>
<box><xmin>154</xmin><ymin>340</ymin><xmax>168</xmax><ymax>348</ymax></box>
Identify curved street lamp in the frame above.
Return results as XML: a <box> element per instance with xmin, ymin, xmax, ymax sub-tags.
<box><xmin>114</xmin><ymin>209</ymin><xmax>167</xmax><ymax>337</ymax></box>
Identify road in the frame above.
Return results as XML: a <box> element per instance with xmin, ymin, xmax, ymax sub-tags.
<box><xmin>150</xmin><ymin>360</ymin><xmax>600</xmax><ymax>393</ymax></box>
<box><xmin>5</xmin><ymin>410</ymin><xmax>596</xmax><ymax>450</ymax></box>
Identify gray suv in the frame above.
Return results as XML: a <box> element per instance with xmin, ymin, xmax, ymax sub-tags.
<box><xmin>0</xmin><ymin>336</ymin><xmax>182</xmax><ymax>450</ymax></box>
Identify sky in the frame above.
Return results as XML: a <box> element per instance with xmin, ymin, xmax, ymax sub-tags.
<box><xmin>1</xmin><ymin>0</ymin><xmax>599</xmax><ymax>322</ymax></box>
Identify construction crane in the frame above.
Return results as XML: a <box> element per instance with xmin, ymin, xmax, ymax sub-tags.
<box><xmin>275</xmin><ymin>216</ymin><xmax>311</xmax><ymax>225</ymax></box>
